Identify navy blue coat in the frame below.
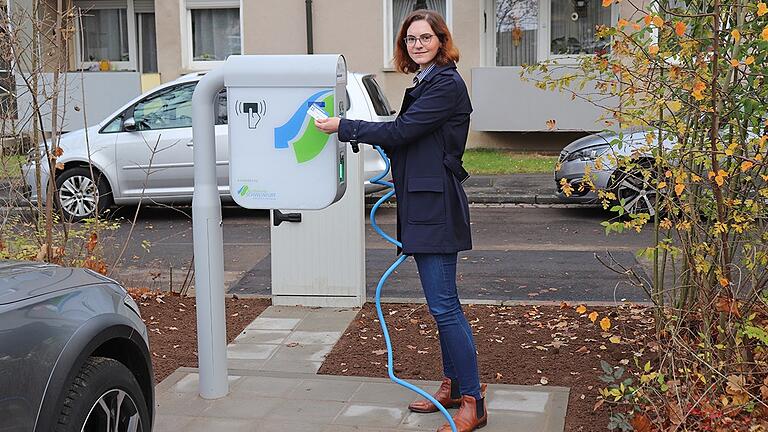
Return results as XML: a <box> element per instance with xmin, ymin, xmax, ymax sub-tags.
<box><xmin>339</xmin><ymin>62</ymin><xmax>472</xmax><ymax>254</ymax></box>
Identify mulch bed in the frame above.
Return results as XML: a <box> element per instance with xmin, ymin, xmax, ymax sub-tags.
<box><xmin>131</xmin><ymin>290</ymin><xmax>271</xmax><ymax>383</ymax></box>
<box><xmin>318</xmin><ymin>302</ymin><xmax>656</xmax><ymax>432</ymax></box>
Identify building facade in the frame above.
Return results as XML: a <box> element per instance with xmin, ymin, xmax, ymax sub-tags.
<box><xmin>9</xmin><ymin>0</ymin><xmax>644</xmax><ymax>149</ymax></box>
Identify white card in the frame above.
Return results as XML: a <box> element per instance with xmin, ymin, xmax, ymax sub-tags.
<box><xmin>307</xmin><ymin>104</ymin><xmax>329</xmax><ymax>120</ymax></box>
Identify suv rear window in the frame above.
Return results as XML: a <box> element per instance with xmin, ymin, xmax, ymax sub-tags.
<box><xmin>362</xmin><ymin>76</ymin><xmax>393</xmax><ymax>117</ymax></box>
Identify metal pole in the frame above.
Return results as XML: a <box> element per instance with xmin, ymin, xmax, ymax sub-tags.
<box><xmin>191</xmin><ymin>66</ymin><xmax>228</xmax><ymax>399</ymax></box>
<box><xmin>305</xmin><ymin>0</ymin><xmax>314</xmax><ymax>54</ymax></box>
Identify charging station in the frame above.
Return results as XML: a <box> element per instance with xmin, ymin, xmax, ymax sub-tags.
<box><xmin>226</xmin><ymin>55</ymin><xmax>348</xmax><ymax>210</ymax></box>
<box><xmin>191</xmin><ymin>54</ymin><xmax>365</xmax><ymax>399</ymax></box>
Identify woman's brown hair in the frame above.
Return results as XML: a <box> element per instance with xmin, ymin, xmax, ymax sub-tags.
<box><xmin>393</xmin><ymin>9</ymin><xmax>460</xmax><ymax>74</ymax></box>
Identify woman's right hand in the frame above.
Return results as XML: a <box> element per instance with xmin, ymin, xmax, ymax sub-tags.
<box><xmin>315</xmin><ymin>117</ymin><xmax>341</xmax><ymax>134</ymax></box>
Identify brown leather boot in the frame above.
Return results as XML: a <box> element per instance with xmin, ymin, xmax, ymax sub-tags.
<box><xmin>408</xmin><ymin>378</ymin><xmax>462</xmax><ymax>413</ymax></box>
<box><xmin>436</xmin><ymin>392</ymin><xmax>488</xmax><ymax>432</ymax></box>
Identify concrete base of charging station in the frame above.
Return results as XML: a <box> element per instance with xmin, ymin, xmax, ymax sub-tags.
<box><xmin>272</xmin><ymin>295</ymin><xmax>365</xmax><ymax>308</ymax></box>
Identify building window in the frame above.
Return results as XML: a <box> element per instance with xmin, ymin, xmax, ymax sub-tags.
<box><xmin>549</xmin><ymin>0</ymin><xmax>611</xmax><ymax>56</ymax></box>
<box><xmin>0</xmin><ymin>2</ymin><xmax>16</xmax><ymax>119</ymax></box>
<box><xmin>490</xmin><ymin>0</ymin><xmax>614</xmax><ymax>66</ymax></box>
<box><xmin>81</xmin><ymin>9</ymin><xmax>129</xmax><ymax>62</ymax></box>
<box><xmin>74</xmin><ymin>1</ymin><xmax>139</xmax><ymax>71</ymax></box>
<box><xmin>183</xmin><ymin>0</ymin><xmax>241</xmax><ymax>69</ymax></box>
<box><xmin>138</xmin><ymin>13</ymin><xmax>158</xmax><ymax>73</ymax></box>
<box><xmin>495</xmin><ymin>0</ymin><xmax>538</xmax><ymax>66</ymax></box>
<box><xmin>191</xmin><ymin>8</ymin><xmax>240</xmax><ymax>61</ymax></box>
<box><xmin>384</xmin><ymin>0</ymin><xmax>451</xmax><ymax>68</ymax></box>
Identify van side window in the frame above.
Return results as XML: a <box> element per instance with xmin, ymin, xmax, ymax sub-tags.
<box><xmin>215</xmin><ymin>89</ymin><xmax>228</xmax><ymax>125</ymax></box>
<box><xmin>101</xmin><ymin>115</ymin><xmax>123</xmax><ymax>133</ymax></box>
<box><xmin>361</xmin><ymin>76</ymin><xmax>393</xmax><ymax>117</ymax></box>
<box><xmin>133</xmin><ymin>83</ymin><xmax>196</xmax><ymax>130</ymax></box>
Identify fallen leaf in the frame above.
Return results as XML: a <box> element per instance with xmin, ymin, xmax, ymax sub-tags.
<box><xmin>545</xmin><ymin>119</ymin><xmax>557</xmax><ymax>130</ymax></box>
<box><xmin>630</xmin><ymin>413</ymin><xmax>653</xmax><ymax>432</ymax></box>
<box><xmin>668</xmin><ymin>402</ymin><xmax>684</xmax><ymax>425</ymax></box>
<box><xmin>35</xmin><ymin>243</ymin><xmax>48</xmax><ymax>261</ymax></box>
<box><xmin>600</xmin><ymin>317</ymin><xmax>612</xmax><ymax>331</ymax></box>
<box><xmin>593</xmin><ymin>399</ymin><xmax>605</xmax><ymax>411</ymax></box>
<box><xmin>576</xmin><ymin>305</ymin><xmax>587</xmax><ymax>314</ymax></box>
<box><xmin>372</xmin><ymin>349</ymin><xmax>387</xmax><ymax>355</ymax></box>
<box><xmin>588</xmin><ymin>312</ymin><xmax>599</xmax><ymax>323</ymax></box>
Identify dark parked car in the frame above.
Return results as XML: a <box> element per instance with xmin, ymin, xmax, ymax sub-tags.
<box><xmin>0</xmin><ymin>261</ymin><xmax>153</xmax><ymax>432</ymax></box>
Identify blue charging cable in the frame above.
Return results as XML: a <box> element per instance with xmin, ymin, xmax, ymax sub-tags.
<box><xmin>368</xmin><ymin>145</ymin><xmax>458</xmax><ymax>432</ymax></box>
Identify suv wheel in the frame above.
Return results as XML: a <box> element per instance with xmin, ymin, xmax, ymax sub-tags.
<box><xmin>55</xmin><ymin>167</ymin><xmax>112</xmax><ymax>221</ymax></box>
<box><xmin>610</xmin><ymin>159</ymin><xmax>663</xmax><ymax>219</ymax></box>
<box><xmin>55</xmin><ymin>357</ymin><xmax>150</xmax><ymax>432</ymax></box>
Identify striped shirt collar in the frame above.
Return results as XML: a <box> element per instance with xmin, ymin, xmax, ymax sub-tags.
<box><xmin>413</xmin><ymin>62</ymin><xmax>436</xmax><ymax>85</ymax></box>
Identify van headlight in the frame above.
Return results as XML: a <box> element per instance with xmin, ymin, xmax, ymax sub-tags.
<box><xmin>564</xmin><ymin>144</ymin><xmax>611</xmax><ymax>162</ymax></box>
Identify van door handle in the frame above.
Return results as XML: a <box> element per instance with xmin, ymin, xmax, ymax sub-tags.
<box><xmin>185</xmin><ymin>140</ymin><xmax>194</xmax><ymax>147</ymax></box>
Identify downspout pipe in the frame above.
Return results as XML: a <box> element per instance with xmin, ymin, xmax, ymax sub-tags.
<box><xmin>305</xmin><ymin>0</ymin><xmax>314</xmax><ymax>54</ymax></box>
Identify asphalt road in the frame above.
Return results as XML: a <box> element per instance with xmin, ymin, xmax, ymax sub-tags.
<box><xmin>104</xmin><ymin>204</ymin><xmax>654</xmax><ymax>303</ymax></box>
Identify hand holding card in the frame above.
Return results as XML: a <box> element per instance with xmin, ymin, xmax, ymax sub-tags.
<box><xmin>314</xmin><ymin>115</ymin><xmax>340</xmax><ymax>134</ymax></box>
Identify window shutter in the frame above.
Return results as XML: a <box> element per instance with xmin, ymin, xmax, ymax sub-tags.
<box><xmin>73</xmin><ymin>0</ymin><xmax>127</xmax><ymax>10</ymax></box>
<box><xmin>134</xmin><ymin>0</ymin><xmax>154</xmax><ymax>13</ymax></box>
<box><xmin>185</xmin><ymin>0</ymin><xmax>239</xmax><ymax>8</ymax></box>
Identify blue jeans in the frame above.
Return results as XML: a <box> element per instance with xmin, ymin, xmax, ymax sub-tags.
<box><xmin>413</xmin><ymin>253</ymin><xmax>482</xmax><ymax>400</ymax></box>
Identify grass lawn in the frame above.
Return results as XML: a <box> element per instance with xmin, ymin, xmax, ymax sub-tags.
<box><xmin>0</xmin><ymin>154</ymin><xmax>24</xmax><ymax>178</ymax></box>
<box><xmin>462</xmin><ymin>149</ymin><xmax>558</xmax><ymax>175</ymax></box>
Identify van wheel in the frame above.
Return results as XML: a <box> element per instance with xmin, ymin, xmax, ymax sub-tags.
<box><xmin>55</xmin><ymin>167</ymin><xmax>112</xmax><ymax>221</ymax></box>
<box><xmin>54</xmin><ymin>357</ymin><xmax>150</xmax><ymax>432</ymax></box>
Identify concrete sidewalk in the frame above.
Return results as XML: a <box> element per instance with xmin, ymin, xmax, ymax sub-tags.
<box><xmin>366</xmin><ymin>174</ymin><xmax>586</xmax><ymax>206</ymax></box>
<box><xmin>153</xmin><ymin>305</ymin><xmax>569</xmax><ymax>432</ymax></box>
<box><xmin>2</xmin><ymin>173</ymin><xmax>597</xmax><ymax>207</ymax></box>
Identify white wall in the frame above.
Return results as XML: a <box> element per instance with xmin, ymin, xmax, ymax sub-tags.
<box><xmin>14</xmin><ymin>72</ymin><xmax>142</xmax><ymax>132</ymax></box>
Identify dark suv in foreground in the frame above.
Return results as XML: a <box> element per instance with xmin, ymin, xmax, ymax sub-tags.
<box><xmin>0</xmin><ymin>261</ymin><xmax>153</xmax><ymax>431</ymax></box>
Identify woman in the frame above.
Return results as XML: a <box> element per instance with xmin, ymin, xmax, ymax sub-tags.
<box><xmin>315</xmin><ymin>9</ymin><xmax>485</xmax><ymax>432</ymax></box>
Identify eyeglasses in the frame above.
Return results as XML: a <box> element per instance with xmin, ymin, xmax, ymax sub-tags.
<box><xmin>404</xmin><ymin>33</ymin><xmax>435</xmax><ymax>46</ymax></box>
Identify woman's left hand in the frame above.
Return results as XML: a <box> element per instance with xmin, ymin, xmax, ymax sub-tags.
<box><xmin>315</xmin><ymin>117</ymin><xmax>341</xmax><ymax>134</ymax></box>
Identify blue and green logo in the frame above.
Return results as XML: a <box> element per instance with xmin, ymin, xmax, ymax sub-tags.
<box><xmin>274</xmin><ymin>90</ymin><xmax>334</xmax><ymax>163</ymax></box>
<box><xmin>237</xmin><ymin>185</ymin><xmax>249</xmax><ymax>197</ymax></box>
